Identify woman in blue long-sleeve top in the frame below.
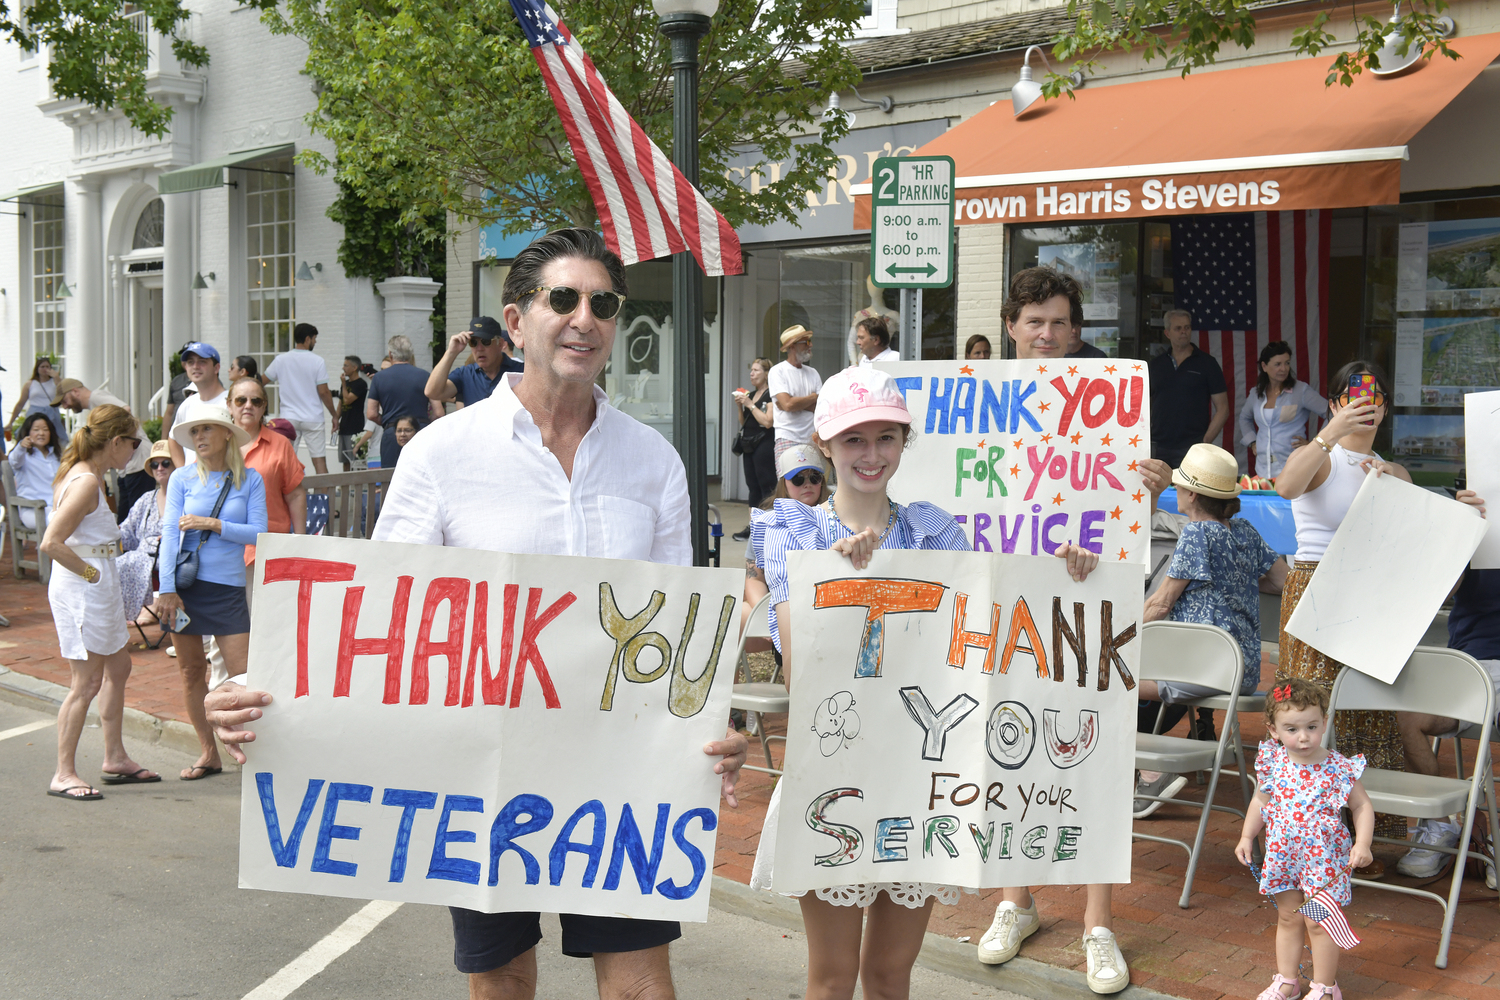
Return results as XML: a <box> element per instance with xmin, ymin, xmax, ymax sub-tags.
<box><xmin>154</xmin><ymin>406</ymin><xmax>267</xmax><ymax>780</ymax></box>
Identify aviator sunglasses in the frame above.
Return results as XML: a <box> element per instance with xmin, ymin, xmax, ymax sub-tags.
<box><xmin>518</xmin><ymin>285</ymin><xmax>625</xmax><ymax>320</ymax></box>
<box><xmin>787</xmin><ymin>470</ymin><xmax>824</xmax><ymax>487</ymax></box>
<box><xmin>233</xmin><ymin>394</ymin><xmax>267</xmax><ymax>408</ymax></box>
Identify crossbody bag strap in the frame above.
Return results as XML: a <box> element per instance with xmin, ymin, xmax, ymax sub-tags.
<box><xmin>195</xmin><ymin>474</ymin><xmax>235</xmax><ymax>552</ymax></box>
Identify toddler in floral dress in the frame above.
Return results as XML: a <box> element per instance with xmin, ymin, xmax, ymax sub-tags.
<box><xmin>1236</xmin><ymin>679</ymin><xmax>1374</xmax><ymax>1000</ymax></box>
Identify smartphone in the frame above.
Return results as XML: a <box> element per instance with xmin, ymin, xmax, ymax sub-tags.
<box><xmin>1347</xmin><ymin>372</ymin><xmax>1377</xmax><ymax>406</ymax></box>
<box><xmin>173</xmin><ymin>608</ymin><xmax>191</xmax><ymax>632</ymax></box>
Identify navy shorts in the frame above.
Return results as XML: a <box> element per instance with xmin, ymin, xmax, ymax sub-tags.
<box><xmin>448</xmin><ymin>907</ymin><xmax>681</xmax><ymax>974</ymax></box>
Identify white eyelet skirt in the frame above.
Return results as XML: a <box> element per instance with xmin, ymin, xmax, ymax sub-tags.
<box><xmin>750</xmin><ymin>780</ymin><xmax>970</xmax><ymax>909</ymax></box>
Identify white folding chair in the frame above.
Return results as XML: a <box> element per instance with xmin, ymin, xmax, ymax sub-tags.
<box><xmin>730</xmin><ymin>592</ymin><xmax>788</xmax><ymax>775</ymax></box>
<box><xmin>2</xmin><ymin>461</ymin><xmax>50</xmax><ymax>582</ymax></box>
<box><xmin>1134</xmin><ymin>620</ymin><xmax>1248</xmax><ymax>908</ymax></box>
<box><xmin>1328</xmin><ymin>648</ymin><xmax>1497</xmax><ymax>968</ymax></box>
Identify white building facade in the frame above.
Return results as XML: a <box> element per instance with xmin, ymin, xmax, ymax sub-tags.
<box><xmin>0</xmin><ymin>5</ymin><xmax>391</xmax><ymax>453</ymax></box>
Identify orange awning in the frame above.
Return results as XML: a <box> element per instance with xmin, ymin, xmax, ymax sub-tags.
<box><xmin>853</xmin><ymin>32</ymin><xmax>1500</xmax><ymax>227</ymax></box>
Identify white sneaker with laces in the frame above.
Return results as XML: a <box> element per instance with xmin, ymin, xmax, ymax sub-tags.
<box><xmin>1396</xmin><ymin>819</ymin><xmax>1460</xmax><ymax>878</ymax></box>
<box><xmin>977</xmin><ymin>900</ymin><xmax>1039</xmax><ymax>965</ymax></box>
<box><xmin>1084</xmin><ymin>926</ymin><xmax>1130</xmax><ymax>994</ymax></box>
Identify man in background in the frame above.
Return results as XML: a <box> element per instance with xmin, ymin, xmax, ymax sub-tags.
<box><xmin>768</xmin><ymin>324</ymin><xmax>821</xmax><ymax>460</ymax></box>
<box><xmin>52</xmin><ymin>377</ymin><xmax>152</xmax><ymax>519</ymax></box>
<box><xmin>425</xmin><ymin>316</ymin><xmax>523</xmax><ymax>411</ymax></box>
<box><xmin>265</xmin><ymin>322</ymin><xmax>339</xmax><ymax>473</ymax></box>
<box><xmin>366</xmin><ymin>335</ymin><xmax>434</xmax><ymax>469</ymax></box>
<box><xmin>337</xmin><ymin>356</ymin><xmax>368</xmax><ymax>471</ymax></box>
<box><xmin>1149</xmin><ymin>309</ymin><xmax>1228</xmax><ymax>468</ymax></box>
<box><xmin>167</xmin><ymin>342</ymin><xmax>229</xmax><ymax>468</ymax></box>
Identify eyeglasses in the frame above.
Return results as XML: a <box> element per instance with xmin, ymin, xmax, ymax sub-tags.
<box><xmin>149</xmin><ymin>459</ymin><xmax>173</xmax><ymax>471</ymax></box>
<box><xmin>518</xmin><ymin>285</ymin><xmax>625</xmax><ymax>320</ymax></box>
<box><xmin>233</xmin><ymin>395</ymin><xmax>267</xmax><ymax>408</ymax></box>
<box><xmin>1336</xmin><ymin>391</ymin><xmax>1387</xmax><ymax>408</ymax></box>
<box><xmin>788</xmin><ymin>471</ymin><xmax>824</xmax><ymax>487</ymax></box>
<box><xmin>124</xmin><ymin>437</ymin><xmax>142</xmax><ymax>449</ymax></box>
<box><xmin>472</xmin><ymin>336</ymin><xmax>500</xmax><ymax>346</ymax></box>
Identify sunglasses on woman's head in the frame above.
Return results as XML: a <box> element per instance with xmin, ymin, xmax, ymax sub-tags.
<box><xmin>518</xmin><ymin>285</ymin><xmax>625</xmax><ymax>320</ymax></box>
<box><xmin>233</xmin><ymin>395</ymin><xmax>267</xmax><ymax>408</ymax></box>
<box><xmin>788</xmin><ymin>471</ymin><xmax>824</xmax><ymax>487</ymax></box>
<box><xmin>149</xmin><ymin>459</ymin><xmax>173</xmax><ymax>471</ymax></box>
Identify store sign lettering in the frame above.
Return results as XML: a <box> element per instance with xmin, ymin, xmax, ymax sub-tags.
<box><xmin>952</xmin><ymin>179</ymin><xmax>1281</xmax><ymax>222</ymax></box>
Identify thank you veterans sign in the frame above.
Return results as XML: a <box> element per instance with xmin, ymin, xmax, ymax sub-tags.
<box><xmin>878</xmin><ymin>358</ymin><xmax>1154</xmax><ymax>564</ymax></box>
<box><xmin>772</xmin><ymin>549</ymin><xmax>1138</xmax><ymax>892</ymax></box>
<box><xmin>238</xmin><ymin>535</ymin><xmax>741</xmax><ymax>921</ymax></box>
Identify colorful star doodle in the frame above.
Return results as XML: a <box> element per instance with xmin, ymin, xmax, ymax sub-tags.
<box><xmin>1070</xmin><ymin>432</ymin><xmax>1083</xmax><ymax>444</ymax></box>
<box><xmin>1110</xmin><ymin>506</ymin><xmax>1123</xmax><ymax>519</ymax></box>
<box><xmin>1132</xmin><ymin>363</ymin><xmax>1143</xmax><ymax>371</ymax></box>
<box><xmin>1100</xmin><ymin>434</ymin><xmax>1112</xmax><ymax>446</ymax></box>
<box><xmin>1128</xmin><ymin>435</ymin><xmax>1141</xmax><ymax>447</ymax></box>
<box><xmin>1041</xmin><ymin>433</ymin><xmax>1052</xmax><ymax>443</ymax></box>
<box><xmin>1104</xmin><ymin>364</ymin><xmax>1117</xmax><ymax>374</ymax></box>
<box><xmin>959</xmin><ymin>365</ymin><xmax>974</xmax><ymax>376</ymax></box>
<box><xmin>1037</xmin><ymin>365</ymin><xmax>1047</xmax><ymax>374</ymax></box>
<box><xmin>1128</xmin><ymin>521</ymin><xmax>1141</xmax><ymax>534</ymax></box>
<box><xmin>1009</xmin><ymin>465</ymin><xmax>1020</xmax><ymax>477</ymax></box>
<box><xmin>1067</xmin><ymin>365</ymin><xmax>1078</xmax><ymax>376</ymax></box>
<box><xmin>977</xmin><ymin>439</ymin><xmax>986</xmax><ymax>449</ymax></box>
<box><xmin>1013</xmin><ymin>439</ymin><xmax>1023</xmax><ymax>450</ymax></box>
<box><xmin>1131</xmin><ymin>490</ymin><xmax>1145</xmax><ymax>502</ymax></box>
<box><xmin>1127</xmin><ymin>460</ymin><xmax>1139</xmax><ymax>472</ymax></box>
<box><xmin>1051</xmin><ymin>493</ymin><xmax>1066</xmax><ymax>506</ymax></box>
<box><xmin>1038</xmin><ymin>401</ymin><xmax>1051</xmax><ymax>412</ymax></box>
<box><xmin>1118</xmin><ymin>548</ymin><xmax>1130</xmax><ymax>561</ymax></box>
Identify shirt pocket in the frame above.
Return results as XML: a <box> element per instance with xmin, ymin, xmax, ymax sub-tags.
<box><xmin>1277</xmin><ymin>405</ymin><xmax>1300</xmax><ymax>424</ymax></box>
<box><xmin>595</xmin><ymin>495</ymin><xmax>658</xmax><ymax>561</ymax></box>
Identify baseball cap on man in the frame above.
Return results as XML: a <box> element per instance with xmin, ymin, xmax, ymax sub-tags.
<box><xmin>180</xmin><ymin>341</ymin><xmax>221</xmax><ymax>363</ymax></box>
<box><xmin>814</xmin><ymin>368</ymin><xmax>911</xmax><ymax>440</ymax></box>
<box><xmin>50</xmin><ymin>377</ymin><xmax>84</xmax><ymax>405</ymax></box>
<box><xmin>469</xmin><ymin>316</ymin><xmax>511</xmax><ymax>345</ymax></box>
<box><xmin>776</xmin><ymin>444</ymin><xmax>825</xmax><ymax>481</ymax></box>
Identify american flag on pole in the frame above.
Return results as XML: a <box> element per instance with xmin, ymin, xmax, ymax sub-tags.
<box><xmin>1298</xmin><ymin>888</ymin><xmax>1362</xmax><ymax>950</ymax></box>
<box><xmin>509</xmin><ymin>0</ymin><xmax>743</xmax><ymax>277</ymax></box>
<box><xmin>1171</xmin><ymin>211</ymin><xmax>1332</xmax><ymax>469</ymax></box>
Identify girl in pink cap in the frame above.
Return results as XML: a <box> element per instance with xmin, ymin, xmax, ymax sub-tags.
<box><xmin>748</xmin><ymin>366</ymin><xmax>1099</xmax><ymax>1000</ymax></box>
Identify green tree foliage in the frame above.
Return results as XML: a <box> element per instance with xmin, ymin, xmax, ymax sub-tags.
<box><xmin>4</xmin><ymin>0</ymin><xmax>208</xmax><ymax>136</ymax></box>
<box><xmin>1044</xmin><ymin>0</ymin><xmax>1458</xmax><ymax>97</ymax></box>
<box><xmin>246</xmin><ymin>0</ymin><xmax>864</xmax><ymax>235</ymax></box>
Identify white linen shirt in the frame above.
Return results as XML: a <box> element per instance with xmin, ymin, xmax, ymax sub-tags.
<box><xmin>372</xmin><ymin>373</ymin><xmax>691</xmax><ymax>565</ymax></box>
<box><xmin>858</xmin><ymin>348</ymin><xmax>900</xmax><ymax>367</ymax></box>
<box><xmin>266</xmin><ymin>348</ymin><xmax>331</xmax><ymax>423</ymax></box>
<box><xmin>767</xmin><ymin>360</ymin><xmax>821</xmax><ymax>444</ymax></box>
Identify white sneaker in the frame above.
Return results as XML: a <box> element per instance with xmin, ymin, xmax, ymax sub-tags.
<box><xmin>1133</xmin><ymin>773</ymin><xmax>1188</xmax><ymax>818</ymax></box>
<box><xmin>977</xmin><ymin>900</ymin><xmax>1040</xmax><ymax>965</ymax></box>
<box><xmin>1084</xmin><ymin>926</ymin><xmax>1130</xmax><ymax>994</ymax></box>
<box><xmin>1396</xmin><ymin>819</ymin><xmax>1460</xmax><ymax>878</ymax></box>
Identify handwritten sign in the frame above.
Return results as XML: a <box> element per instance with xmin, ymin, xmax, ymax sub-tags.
<box><xmin>771</xmin><ymin>549</ymin><xmax>1137</xmax><ymax>892</ymax></box>
<box><xmin>1285</xmin><ymin>473</ymin><xmax>1487</xmax><ymax>683</ymax></box>
<box><xmin>237</xmin><ymin>535</ymin><xmax>741</xmax><ymax>921</ymax></box>
<box><xmin>1466</xmin><ymin>389</ymin><xmax>1500</xmax><ymax>569</ymax></box>
<box><xmin>877</xmin><ymin>359</ymin><xmax>1154</xmax><ymax>563</ymax></box>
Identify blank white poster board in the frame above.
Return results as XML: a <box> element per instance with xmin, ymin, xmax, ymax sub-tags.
<box><xmin>1465</xmin><ymin>389</ymin><xmax>1500</xmax><ymax>569</ymax></box>
<box><xmin>1285</xmin><ymin>473</ymin><xmax>1486</xmax><ymax>683</ymax></box>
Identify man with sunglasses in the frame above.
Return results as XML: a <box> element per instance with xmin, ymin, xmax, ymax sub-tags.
<box><xmin>207</xmin><ymin>228</ymin><xmax>748</xmax><ymax>1000</ymax></box>
<box><xmin>52</xmin><ymin>376</ymin><xmax>154</xmax><ymax>522</ymax></box>
<box><xmin>425</xmin><ymin>315</ymin><xmax>524</xmax><ymax>411</ymax></box>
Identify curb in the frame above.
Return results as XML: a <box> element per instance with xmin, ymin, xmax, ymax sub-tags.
<box><xmin>709</xmin><ymin>876</ymin><xmax>1177</xmax><ymax>1000</ymax></box>
<box><xmin>0</xmin><ymin>664</ymin><xmax>207</xmax><ymax>758</ymax></box>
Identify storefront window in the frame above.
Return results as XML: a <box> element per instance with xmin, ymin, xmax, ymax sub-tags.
<box><xmin>1007</xmin><ymin>223</ymin><xmax>1140</xmax><ymax>359</ymax></box>
<box><xmin>1364</xmin><ymin>196</ymin><xmax>1500</xmax><ymax>485</ymax></box>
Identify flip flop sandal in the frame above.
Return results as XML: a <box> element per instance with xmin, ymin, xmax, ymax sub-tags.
<box><xmin>101</xmin><ymin>768</ymin><xmax>161</xmax><ymax>785</ymax></box>
<box><xmin>48</xmin><ymin>785</ymin><xmax>103</xmax><ymax>801</ymax></box>
<box><xmin>180</xmin><ymin>765</ymin><xmax>223</xmax><ymax>781</ymax></box>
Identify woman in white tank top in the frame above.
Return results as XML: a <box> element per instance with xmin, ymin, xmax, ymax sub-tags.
<box><xmin>1275</xmin><ymin>362</ymin><xmax>1412</xmax><ymax>855</ymax></box>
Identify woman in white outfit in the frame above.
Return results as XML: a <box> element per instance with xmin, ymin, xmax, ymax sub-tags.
<box><xmin>8</xmin><ymin>412</ymin><xmax>62</xmax><ymax>528</ymax></box>
<box><xmin>9</xmin><ymin>355</ymin><xmax>62</xmax><ymax>428</ymax></box>
<box><xmin>749</xmin><ymin>368</ymin><xmax>1099</xmax><ymax>1000</ymax></box>
<box><xmin>39</xmin><ymin>404</ymin><xmax>159</xmax><ymax>799</ymax></box>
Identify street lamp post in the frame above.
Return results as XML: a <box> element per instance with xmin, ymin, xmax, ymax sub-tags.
<box><xmin>654</xmin><ymin>0</ymin><xmax>717</xmax><ymax>567</ymax></box>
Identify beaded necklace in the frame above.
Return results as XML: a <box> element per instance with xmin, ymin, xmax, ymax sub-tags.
<box><xmin>824</xmin><ymin>495</ymin><xmax>898</xmax><ymax>544</ymax></box>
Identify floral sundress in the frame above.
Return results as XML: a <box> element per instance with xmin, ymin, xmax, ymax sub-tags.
<box><xmin>1254</xmin><ymin>739</ymin><xmax>1365</xmax><ymax>906</ymax></box>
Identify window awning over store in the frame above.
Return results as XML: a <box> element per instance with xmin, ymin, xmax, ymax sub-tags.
<box><xmin>0</xmin><ymin>182</ymin><xmax>62</xmax><ymax>203</ymax></box>
<box><xmin>157</xmin><ymin>144</ymin><xmax>294</xmax><ymax>195</ymax></box>
<box><xmin>853</xmin><ymin>32</ymin><xmax>1500</xmax><ymax>226</ymax></box>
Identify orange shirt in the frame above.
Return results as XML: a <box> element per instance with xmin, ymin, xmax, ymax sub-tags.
<box><xmin>241</xmin><ymin>425</ymin><xmax>306</xmax><ymax>564</ymax></box>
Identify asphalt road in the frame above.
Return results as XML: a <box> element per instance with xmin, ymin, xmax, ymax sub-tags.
<box><xmin>0</xmin><ymin>697</ymin><xmax>1012</xmax><ymax>1000</ymax></box>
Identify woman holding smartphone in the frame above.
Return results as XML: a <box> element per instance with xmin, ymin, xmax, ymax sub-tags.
<box><xmin>1275</xmin><ymin>360</ymin><xmax>1411</xmax><ymax>863</ymax></box>
<box><xmin>155</xmin><ymin>407</ymin><xmax>267</xmax><ymax>780</ymax></box>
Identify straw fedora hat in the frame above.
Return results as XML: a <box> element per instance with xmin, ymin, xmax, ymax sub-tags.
<box><xmin>170</xmin><ymin>405</ymin><xmax>253</xmax><ymax>450</ymax></box>
<box><xmin>1170</xmin><ymin>443</ymin><xmax>1242</xmax><ymax>499</ymax></box>
<box><xmin>780</xmin><ymin>324</ymin><xmax>813</xmax><ymax>350</ymax></box>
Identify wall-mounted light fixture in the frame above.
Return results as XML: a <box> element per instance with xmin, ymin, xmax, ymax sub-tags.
<box><xmin>296</xmin><ymin>261</ymin><xmax>324</xmax><ymax>281</ymax></box>
<box><xmin>1372</xmin><ymin>4</ymin><xmax>1457</xmax><ymax>77</ymax></box>
<box><xmin>192</xmin><ymin>271</ymin><xmax>216</xmax><ymax>289</ymax></box>
<box><xmin>1012</xmin><ymin>46</ymin><xmax>1086</xmax><ymax>117</ymax></box>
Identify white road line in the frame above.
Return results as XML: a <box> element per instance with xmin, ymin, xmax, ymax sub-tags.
<box><xmin>0</xmin><ymin>720</ymin><xmax>52</xmax><ymax>742</ymax></box>
<box><xmin>240</xmin><ymin>899</ymin><xmax>403</xmax><ymax>1000</ymax></box>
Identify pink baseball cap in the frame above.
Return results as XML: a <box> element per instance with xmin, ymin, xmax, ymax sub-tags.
<box><xmin>814</xmin><ymin>368</ymin><xmax>911</xmax><ymax>440</ymax></box>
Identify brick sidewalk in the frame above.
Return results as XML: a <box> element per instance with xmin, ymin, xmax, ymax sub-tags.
<box><xmin>3</xmin><ymin>546</ymin><xmax>1496</xmax><ymax>998</ymax></box>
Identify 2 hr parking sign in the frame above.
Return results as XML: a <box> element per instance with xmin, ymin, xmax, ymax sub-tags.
<box><xmin>871</xmin><ymin>155</ymin><xmax>955</xmax><ymax>289</ymax></box>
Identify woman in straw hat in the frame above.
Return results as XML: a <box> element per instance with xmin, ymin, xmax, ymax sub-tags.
<box><xmin>118</xmin><ymin>438</ymin><xmax>176</xmax><ymax>627</ymax></box>
<box><xmin>1136</xmin><ymin>443</ymin><xmax>1288</xmax><ymax>818</ymax></box>
<box><xmin>749</xmin><ymin>367</ymin><xmax>1099</xmax><ymax>1000</ymax></box>
<box><xmin>1275</xmin><ymin>360</ymin><xmax>1411</xmax><ymax>870</ymax></box>
<box><xmin>39</xmin><ymin>404</ymin><xmax>159</xmax><ymax>798</ymax></box>
<box><xmin>154</xmin><ymin>406</ymin><xmax>267</xmax><ymax>780</ymax></box>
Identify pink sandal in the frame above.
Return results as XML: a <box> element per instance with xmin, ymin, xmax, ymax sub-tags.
<box><xmin>1256</xmin><ymin>974</ymin><xmax>1302</xmax><ymax>1000</ymax></box>
<box><xmin>1306</xmin><ymin>983</ymin><xmax>1342</xmax><ymax>1000</ymax></box>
